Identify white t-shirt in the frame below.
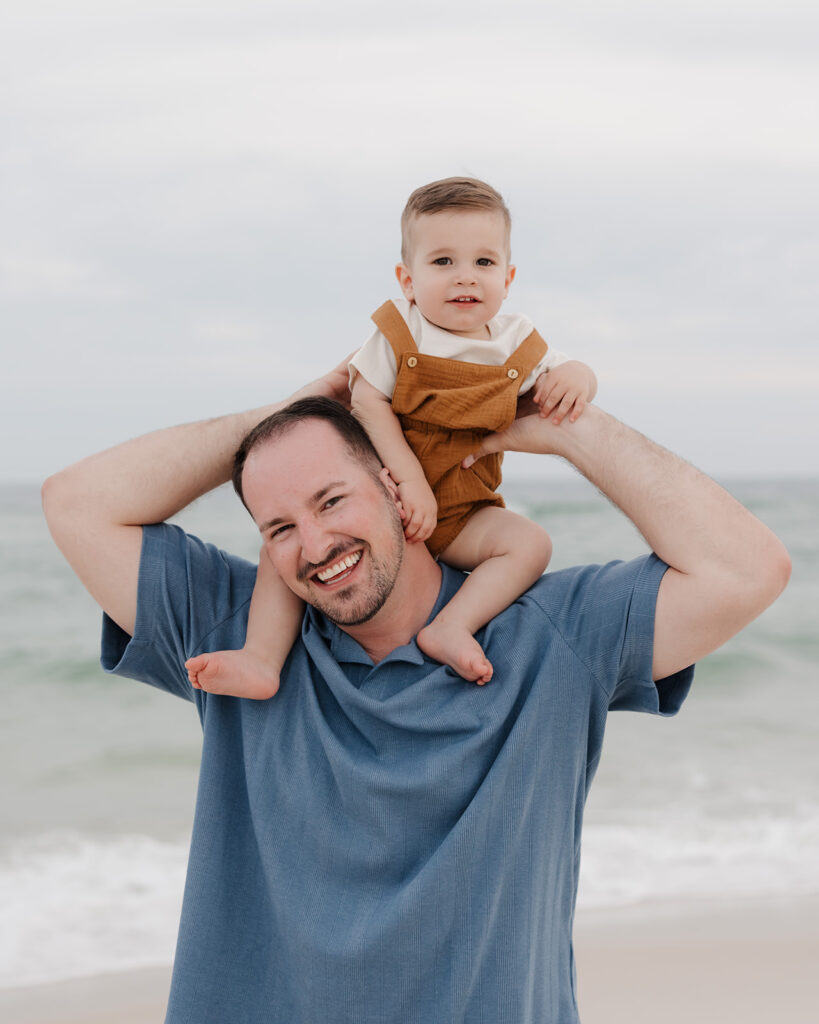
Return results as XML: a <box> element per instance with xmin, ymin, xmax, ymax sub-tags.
<box><xmin>349</xmin><ymin>299</ymin><xmax>568</xmax><ymax>399</ymax></box>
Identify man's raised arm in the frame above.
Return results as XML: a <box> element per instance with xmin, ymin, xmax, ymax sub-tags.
<box><xmin>465</xmin><ymin>406</ymin><xmax>791</xmax><ymax>680</ymax></box>
<box><xmin>42</xmin><ymin>362</ymin><xmax>351</xmax><ymax>638</ymax></box>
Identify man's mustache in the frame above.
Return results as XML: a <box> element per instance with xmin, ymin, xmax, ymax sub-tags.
<box><xmin>297</xmin><ymin>543</ymin><xmax>362</xmax><ymax>583</ymax></box>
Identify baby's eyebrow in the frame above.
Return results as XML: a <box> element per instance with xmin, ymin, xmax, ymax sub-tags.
<box><xmin>427</xmin><ymin>246</ymin><xmax>503</xmax><ymax>259</ymax></box>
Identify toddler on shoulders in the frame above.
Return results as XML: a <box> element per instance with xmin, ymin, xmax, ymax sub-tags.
<box><xmin>186</xmin><ymin>177</ymin><xmax>596</xmax><ymax>696</ymax></box>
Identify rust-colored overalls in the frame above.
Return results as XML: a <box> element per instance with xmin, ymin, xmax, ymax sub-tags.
<box><xmin>371</xmin><ymin>301</ymin><xmax>549</xmax><ymax>558</ymax></box>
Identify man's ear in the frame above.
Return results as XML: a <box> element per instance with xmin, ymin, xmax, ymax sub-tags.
<box><xmin>504</xmin><ymin>264</ymin><xmax>516</xmax><ymax>297</ymax></box>
<box><xmin>395</xmin><ymin>263</ymin><xmax>414</xmax><ymax>302</ymax></box>
<box><xmin>378</xmin><ymin>466</ymin><xmax>404</xmax><ymax>518</ymax></box>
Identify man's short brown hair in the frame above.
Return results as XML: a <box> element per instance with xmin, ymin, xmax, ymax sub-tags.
<box><xmin>232</xmin><ymin>397</ymin><xmax>383</xmax><ymax>512</ymax></box>
<box><xmin>400</xmin><ymin>177</ymin><xmax>512</xmax><ymax>262</ymax></box>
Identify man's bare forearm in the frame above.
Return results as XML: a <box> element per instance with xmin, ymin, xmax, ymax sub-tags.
<box><xmin>551</xmin><ymin>409</ymin><xmax>761</xmax><ymax>574</ymax></box>
<box><xmin>49</xmin><ymin>405</ymin><xmax>273</xmax><ymax>528</ymax></box>
<box><xmin>42</xmin><ymin>360</ymin><xmax>352</xmax><ymax>635</ymax></box>
<box><xmin>471</xmin><ymin>406</ymin><xmax>791</xmax><ymax>677</ymax></box>
<box><xmin>41</xmin><ymin>403</ymin><xmax>281</xmax><ymax>634</ymax></box>
<box><xmin>566</xmin><ymin>410</ymin><xmax>790</xmax><ymax>675</ymax></box>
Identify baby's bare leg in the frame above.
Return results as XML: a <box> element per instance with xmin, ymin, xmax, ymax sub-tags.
<box><xmin>416</xmin><ymin>508</ymin><xmax>552</xmax><ymax>684</ymax></box>
<box><xmin>185</xmin><ymin>549</ymin><xmax>303</xmax><ymax>699</ymax></box>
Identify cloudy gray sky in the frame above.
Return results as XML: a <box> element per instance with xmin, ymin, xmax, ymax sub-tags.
<box><xmin>3</xmin><ymin>0</ymin><xmax>817</xmax><ymax>483</ymax></box>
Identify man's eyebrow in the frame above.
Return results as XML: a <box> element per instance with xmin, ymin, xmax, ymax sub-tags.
<box><xmin>258</xmin><ymin>481</ymin><xmax>347</xmax><ymax>534</ymax></box>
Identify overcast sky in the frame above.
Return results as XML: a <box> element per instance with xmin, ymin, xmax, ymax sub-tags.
<box><xmin>2</xmin><ymin>0</ymin><xmax>817</xmax><ymax>484</ymax></box>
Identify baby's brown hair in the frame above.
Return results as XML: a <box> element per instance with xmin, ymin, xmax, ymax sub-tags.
<box><xmin>400</xmin><ymin>177</ymin><xmax>511</xmax><ymax>262</ymax></box>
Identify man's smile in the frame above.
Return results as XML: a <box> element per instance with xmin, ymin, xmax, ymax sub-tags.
<box><xmin>315</xmin><ymin>550</ymin><xmax>362</xmax><ymax>584</ymax></box>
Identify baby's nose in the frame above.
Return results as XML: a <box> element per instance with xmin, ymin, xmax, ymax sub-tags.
<box><xmin>455</xmin><ymin>263</ymin><xmax>477</xmax><ymax>284</ymax></box>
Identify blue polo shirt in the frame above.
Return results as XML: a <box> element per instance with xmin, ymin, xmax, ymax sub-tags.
<box><xmin>102</xmin><ymin>523</ymin><xmax>693</xmax><ymax>1024</ymax></box>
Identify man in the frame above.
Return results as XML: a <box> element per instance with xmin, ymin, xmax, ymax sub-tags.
<box><xmin>42</xmin><ymin>363</ymin><xmax>789</xmax><ymax>1023</ymax></box>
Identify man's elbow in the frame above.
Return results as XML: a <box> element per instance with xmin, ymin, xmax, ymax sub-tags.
<box><xmin>761</xmin><ymin>535</ymin><xmax>792</xmax><ymax>605</ymax></box>
<box><xmin>738</xmin><ymin>532</ymin><xmax>791</xmax><ymax>620</ymax></box>
<box><xmin>42</xmin><ymin>468</ymin><xmax>84</xmax><ymax>549</ymax></box>
<box><xmin>42</xmin><ymin>470</ymin><xmax>66</xmax><ymax>527</ymax></box>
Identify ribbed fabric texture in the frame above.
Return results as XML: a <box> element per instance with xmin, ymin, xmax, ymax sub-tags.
<box><xmin>101</xmin><ymin>524</ymin><xmax>692</xmax><ymax>1024</ymax></box>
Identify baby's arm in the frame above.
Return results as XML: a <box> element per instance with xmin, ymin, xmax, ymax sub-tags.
<box><xmin>350</xmin><ymin>374</ymin><xmax>437</xmax><ymax>542</ymax></box>
<box><xmin>532</xmin><ymin>360</ymin><xmax>598</xmax><ymax>424</ymax></box>
<box><xmin>185</xmin><ymin>550</ymin><xmax>303</xmax><ymax>699</ymax></box>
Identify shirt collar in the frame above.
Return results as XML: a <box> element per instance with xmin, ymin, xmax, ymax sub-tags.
<box><xmin>304</xmin><ymin>562</ymin><xmax>465</xmax><ymax>668</ymax></box>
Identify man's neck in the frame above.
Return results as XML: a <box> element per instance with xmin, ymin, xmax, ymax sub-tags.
<box><xmin>340</xmin><ymin>545</ymin><xmax>443</xmax><ymax>663</ymax></box>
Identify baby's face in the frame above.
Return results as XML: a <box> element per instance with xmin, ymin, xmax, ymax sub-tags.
<box><xmin>397</xmin><ymin>209</ymin><xmax>515</xmax><ymax>340</ymax></box>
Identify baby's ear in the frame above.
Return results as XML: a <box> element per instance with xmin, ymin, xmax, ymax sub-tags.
<box><xmin>395</xmin><ymin>263</ymin><xmax>414</xmax><ymax>302</ymax></box>
<box><xmin>504</xmin><ymin>264</ymin><xmax>516</xmax><ymax>295</ymax></box>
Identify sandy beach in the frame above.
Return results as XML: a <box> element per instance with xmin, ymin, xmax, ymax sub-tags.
<box><xmin>574</xmin><ymin>895</ymin><xmax>818</xmax><ymax>1024</ymax></box>
<box><xmin>2</xmin><ymin>895</ymin><xmax>815</xmax><ymax>1023</ymax></box>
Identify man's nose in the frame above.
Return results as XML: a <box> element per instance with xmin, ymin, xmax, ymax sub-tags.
<box><xmin>298</xmin><ymin>518</ymin><xmax>335</xmax><ymax>565</ymax></box>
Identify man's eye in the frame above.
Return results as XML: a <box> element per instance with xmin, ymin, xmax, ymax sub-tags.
<box><xmin>269</xmin><ymin>524</ymin><xmax>292</xmax><ymax>540</ymax></box>
<box><xmin>432</xmin><ymin>257</ymin><xmax>452</xmax><ymax>265</ymax></box>
<box><xmin>323</xmin><ymin>496</ymin><xmax>342</xmax><ymax>510</ymax></box>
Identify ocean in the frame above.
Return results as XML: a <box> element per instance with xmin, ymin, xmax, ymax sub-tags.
<box><xmin>2</xmin><ymin>477</ymin><xmax>817</xmax><ymax>989</ymax></box>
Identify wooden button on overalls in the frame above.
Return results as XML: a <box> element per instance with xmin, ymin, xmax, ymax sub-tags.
<box><xmin>370</xmin><ymin>301</ymin><xmax>548</xmax><ymax>557</ymax></box>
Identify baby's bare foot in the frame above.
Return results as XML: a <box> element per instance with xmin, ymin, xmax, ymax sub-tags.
<box><xmin>417</xmin><ymin>620</ymin><xmax>493</xmax><ymax>685</ymax></box>
<box><xmin>184</xmin><ymin>649</ymin><xmax>281</xmax><ymax>700</ymax></box>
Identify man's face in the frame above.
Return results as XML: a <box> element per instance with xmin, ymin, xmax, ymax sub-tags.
<box><xmin>396</xmin><ymin>209</ymin><xmax>515</xmax><ymax>340</ymax></box>
<box><xmin>242</xmin><ymin>419</ymin><xmax>406</xmax><ymax>626</ymax></box>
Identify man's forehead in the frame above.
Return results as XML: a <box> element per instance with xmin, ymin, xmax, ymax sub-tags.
<box><xmin>256</xmin><ymin>417</ymin><xmax>343</xmax><ymax>457</ymax></box>
<box><xmin>242</xmin><ymin>420</ymin><xmax>360</xmax><ymax>519</ymax></box>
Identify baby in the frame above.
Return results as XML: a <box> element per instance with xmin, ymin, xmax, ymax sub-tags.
<box><xmin>185</xmin><ymin>176</ymin><xmax>596</xmax><ymax>696</ymax></box>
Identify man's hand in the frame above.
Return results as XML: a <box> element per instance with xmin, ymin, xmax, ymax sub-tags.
<box><xmin>396</xmin><ymin>476</ymin><xmax>438</xmax><ymax>543</ymax></box>
<box><xmin>462</xmin><ymin>412</ymin><xmax>557</xmax><ymax>468</ymax></box>
<box><xmin>532</xmin><ymin>361</ymin><xmax>597</xmax><ymax>424</ymax></box>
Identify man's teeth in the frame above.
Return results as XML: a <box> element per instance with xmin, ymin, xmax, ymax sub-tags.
<box><xmin>316</xmin><ymin>552</ymin><xmax>361</xmax><ymax>582</ymax></box>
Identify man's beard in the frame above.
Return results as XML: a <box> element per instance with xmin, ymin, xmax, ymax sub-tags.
<box><xmin>302</xmin><ymin>499</ymin><xmax>405</xmax><ymax>627</ymax></box>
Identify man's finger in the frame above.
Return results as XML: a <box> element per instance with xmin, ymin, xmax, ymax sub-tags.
<box><xmin>462</xmin><ymin>432</ymin><xmax>504</xmax><ymax>468</ymax></box>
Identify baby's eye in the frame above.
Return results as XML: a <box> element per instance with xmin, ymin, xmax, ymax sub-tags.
<box><xmin>476</xmin><ymin>258</ymin><xmax>494</xmax><ymax>267</ymax></box>
<box><xmin>432</xmin><ymin>257</ymin><xmax>452</xmax><ymax>266</ymax></box>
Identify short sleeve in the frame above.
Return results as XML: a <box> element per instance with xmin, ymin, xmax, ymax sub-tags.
<box><xmin>529</xmin><ymin>554</ymin><xmax>694</xmax><ymax>716</ymax></box>
<box><xmin>519</xmin><ymin>346</ymin><xmax>571</xmax><ymax>394</ymax></box>
<box><xmin>100</xmin><ymin>523</ymin><xmax>257</xmax><ymax>702</ymax></box>
<box><xmin>348</xmin><ymin>328</ymin><xmax>398</xmax><ymax>398</ymax></box>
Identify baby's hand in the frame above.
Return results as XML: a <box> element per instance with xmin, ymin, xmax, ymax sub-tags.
<box><xmin>533</xmin><ymin>361</ymin><xmax>596</xmax><ymax>424</ymax></box>
<box><xmin>397</xmin><ymin>477</ymin><xmax>438</xmax><ymax>543</ymax></box>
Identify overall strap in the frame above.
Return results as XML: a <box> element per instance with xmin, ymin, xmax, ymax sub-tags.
<box><xmin>503</xmin><ymin>328</ymin><xmax>549</xmax><ymax>380</ymax></box>
<box><xmin>371</xmin><ymin>301</ymin><xmax>419</xmax><ymax>363</ymax></box>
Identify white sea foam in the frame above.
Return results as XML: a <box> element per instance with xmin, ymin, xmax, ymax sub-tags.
<box><xmin>0</xmin><ymin>832</ymin><xmax>187</xmax><ymax>988</ymax></box>
<box><xmin>3</xmin><ymin>811</ymin><xmax>819</xmax><ymax>988</ymax></box>
<box><xmin>579</xmin><ymin>811</ymin><xmax>819</xmax><ymax>908</ymax></box>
